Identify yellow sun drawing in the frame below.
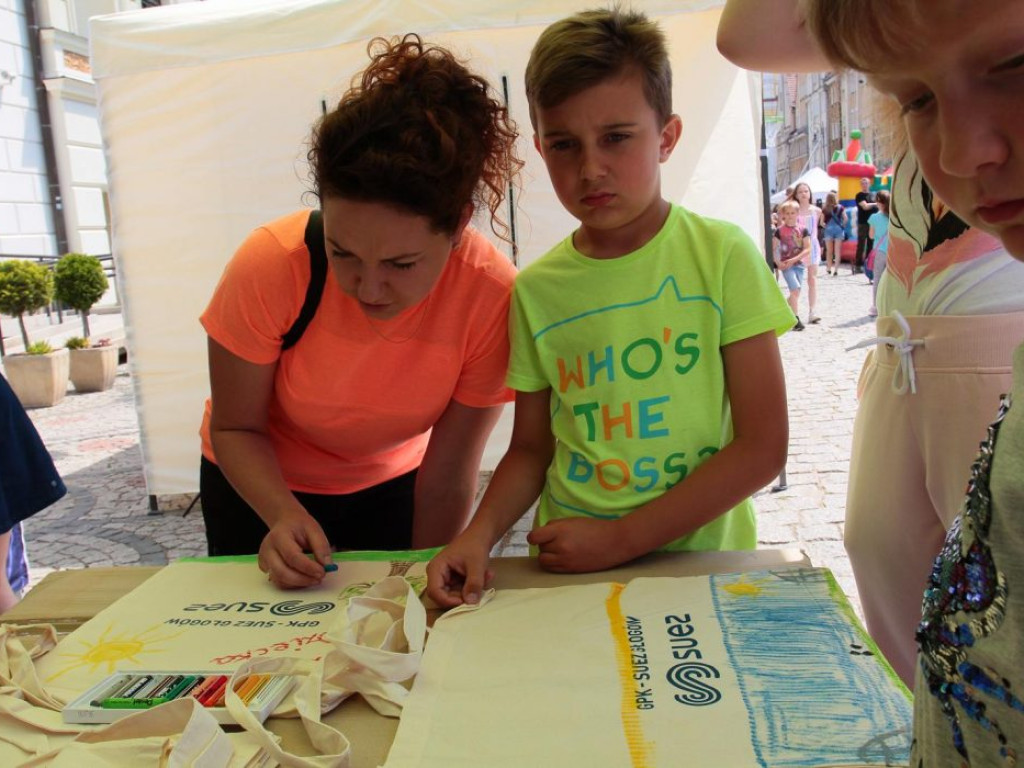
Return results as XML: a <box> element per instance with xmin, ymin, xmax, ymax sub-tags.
<box><xmin>45</xmin><ymin>624</ymin><xmax>186</xmax><ymax>682</ymax></box>
<box><xmin>721</xmin><ymin>575</ymin><xmax>774</xmax><ymax>598</ymax></box>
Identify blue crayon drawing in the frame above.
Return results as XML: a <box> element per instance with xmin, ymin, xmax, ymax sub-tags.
<box><xmin>709</xmin><ymin>568</ymin><xmax>912</xmax><ymax>767</ymax></box>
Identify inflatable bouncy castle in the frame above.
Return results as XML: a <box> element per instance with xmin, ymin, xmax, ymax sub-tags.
<box><xmin>873</xmin><ymin>165</ymin><xmax>894</xmax><ymax>193</ymax></box>
<box><xmin>827</xmin><ymin>130</ymin><xmax>877</xmax><ymax>261</ymax></box>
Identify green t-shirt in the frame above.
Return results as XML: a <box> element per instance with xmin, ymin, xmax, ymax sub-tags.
<box><xmin>508</xmin><ymin>205</ymin><xmax>794</xmax><ymax>551</ymax></box>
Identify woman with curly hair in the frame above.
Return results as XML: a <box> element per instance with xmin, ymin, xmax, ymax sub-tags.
<box><xmin>198</xmin><ymin>35</ymin><xmax>522</xmax><ymax>588</ymax></box>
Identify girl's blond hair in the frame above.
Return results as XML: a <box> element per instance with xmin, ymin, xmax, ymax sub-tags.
<box><xmin>799</xmin><ymin>1</ymin><xmax>931</xmax><ymax>74</ymax></box>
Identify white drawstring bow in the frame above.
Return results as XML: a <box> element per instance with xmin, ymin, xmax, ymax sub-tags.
<box><xmin>846</xmin><ymin>310</ymin><xmax>925</xmax><ymax>394</ymax></box>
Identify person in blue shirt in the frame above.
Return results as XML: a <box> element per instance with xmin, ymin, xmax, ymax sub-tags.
<box><xmin>866</xmin><ymin>190</ymin><xmax>890</xmax><ymax>317</ymax></box>
<box><xmin>0</xmin><ymin>373</ymin><xmax>66</xmax><ymax>611</ymax></box>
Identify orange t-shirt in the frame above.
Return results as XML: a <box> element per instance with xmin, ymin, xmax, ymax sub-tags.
<box><xmin>199</xmin><ymin>210</ymin><xmax>515</xmax><ymax>494</ymax></box>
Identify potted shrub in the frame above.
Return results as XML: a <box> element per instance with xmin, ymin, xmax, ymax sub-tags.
<box><xmin>53</xmin><ymin>254</ymin><xmax>118</xmax><ymax>393</ymax></box>
<box><xmin>53</xmin><ymin>252</ymin><xmax>109</xmax><ymax>338</ymax></box>
<box><xmin>0</xmin><ymin>259</ymin><xmax>53</xmax><ymax>350</ymax></box>
<box><xmin>65</xmin><ymin>335</ymin><xmax>118</xmax><ymax>393</ymax></box>
<box><xmin>0</xmin><ymin>260</ymin><xmax>69</xmax><ymax>407</ymax></box>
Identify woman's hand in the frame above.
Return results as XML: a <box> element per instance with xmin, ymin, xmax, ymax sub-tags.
<box><xmin>257</xmin><ymin>511</ymin><xmax>333</xmax><ymax>589</ymax></box>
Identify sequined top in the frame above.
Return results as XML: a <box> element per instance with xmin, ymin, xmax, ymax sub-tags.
<box><xmin>912</xmin><ymin>342</ymin><xmax>1024</xmax><ymax>766</ymax></box>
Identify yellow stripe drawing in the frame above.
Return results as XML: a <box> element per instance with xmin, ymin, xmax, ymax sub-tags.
<box><xmin>605</xmin><ymin>582</ymin><xmax>654</xmax><ymax>767</ymax></box>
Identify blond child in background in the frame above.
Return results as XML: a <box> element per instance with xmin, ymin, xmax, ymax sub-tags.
<box><xmin>773</xmin><ymin>200</ymin><xmax>811</xmax><ymax>330</ymax></box>
<box><xmin>787</xmin><ymin>182</ymin><xmax>823</xmax><ymax>323</ymax></box>
<box><xmin>427</xmin><ymin>7</ymin><xmax>794</xmax><ymax>608</ymax></box>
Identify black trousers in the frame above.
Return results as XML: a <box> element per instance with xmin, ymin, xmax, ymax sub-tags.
<box><xmin>855</xmin><ymin>222</ymin><xmax>874</xmax><ymax>269</ymax></box>
<box><xmin>199</xmin><ymin>456</ymin><xmax>416</xmax><ymax>556</ymax></box>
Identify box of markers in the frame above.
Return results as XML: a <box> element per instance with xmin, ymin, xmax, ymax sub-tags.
<box><xmin>62</xmin><ymin>670</ymin><xmax>296</xmax><ymax>725</ymax></box>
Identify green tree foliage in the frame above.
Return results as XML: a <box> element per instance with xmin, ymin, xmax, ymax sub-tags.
<box><xmin>53</xmin><ymin>253</ymin><xmax>108</xmax><ymax>338</ymax></box>
<box><xmin>0</xmin><ymin>260</ymin><xmax>53</xmax><ymax>350</ymax></box>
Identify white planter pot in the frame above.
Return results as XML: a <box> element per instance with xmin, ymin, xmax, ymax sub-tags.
<box><xmin>70</xmin><ymin>345</ymin><xmax>119</xmax><ymax>393</ymax></box>
<box><xmin>3</xmin><ymin>348</ymin><xmax>70</xmax><ymax>408</ymax></box>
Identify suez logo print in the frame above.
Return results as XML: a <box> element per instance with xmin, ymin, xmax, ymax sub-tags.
<box><xmin>182</xmin><ymin>600</ymin><xmax>335</xmax><ymax>616</ymax></box>
<box><xmin>162</xmin><ymin>600</ymin><xmax>338</xmax><ymax>628</ymax></box>
<box><xmin>626</xmin><ymin>612</ymin><xmax>722</xmax><ymax>711</ymax></box>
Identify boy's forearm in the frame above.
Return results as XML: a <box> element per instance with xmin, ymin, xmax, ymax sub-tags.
<box><xmin>462</xmin><ymin>444</ymin><xmax>550</xmax><ymax>547</ymax></box>
<box><xmin>615</xmin><ymin>432</ymin><xmax>787</xmax><ymax>559</ymax></box>
<box><xmin>615</xmin><ymin>330</ymin><xmax>788</xmax><ymax>559</ymax></box>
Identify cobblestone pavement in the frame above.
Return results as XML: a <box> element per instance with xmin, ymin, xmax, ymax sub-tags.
<box><xmin>12</xmin><ymin>266</ymin><xmax>880</xmax><ymax>617</ymax></box>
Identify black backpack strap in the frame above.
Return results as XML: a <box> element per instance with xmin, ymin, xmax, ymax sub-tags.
<box><xmin>280</xmin><ymin>210</ymin><xmax>327</xmax><ymax>351</ymax></box>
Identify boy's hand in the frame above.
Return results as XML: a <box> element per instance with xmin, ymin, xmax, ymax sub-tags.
<box><xmin>258</xmin><ymin>512</ymin><xmax>333</xmax><ymax>589</ymax></box>
<box><xmin>426</xmin><ymin>534</ymin><xmax>495</xmax><ymax>608</ymax></box>
<box><xmin>527</xmin><ymin>518</ymin><xmax>629</xmax><ymax>573</ymax></box>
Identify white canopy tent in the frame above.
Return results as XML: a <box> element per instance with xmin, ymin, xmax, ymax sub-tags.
<box><xmin>770</xmin><ymin>166</ymin><xmax>838</xmax><ymax>205</ymax></box>
<box><xmin>90</xmin><ymin>0</ymin><xmax>764</xmax><ymax>499</ymax></box>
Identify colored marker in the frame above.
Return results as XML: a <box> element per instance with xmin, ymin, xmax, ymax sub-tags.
<box><xmin>89</xmin><ymin>674</ymin><xmax>136</xmax><ymax>706</ymax></box>
<box><xmin>200</xmin><ymin>676</ymin><xmax>229</xmax><ymax>707</ymax></box>
<box><xmin>172</xmin><ymin>675</ymin><xmax>204</xmax><ymax>700</ymax></box>
<box><xmin>190</xmin><ymin>675</ymin><xmax>220</xmax><ymax>701</ymax></box>
<box><xmin>307</xmin><ymin>554</ymin><xmax>337</xmax><ymax>572</ymax></box>
<box><xmin>233</xmin><ymin>675</ymin><xmax>262</xmax><ymax>703</ymax></box>
<box><xmin>100</xmin><ymin>697</ymin><xmax>169</xmax><ymax>709</ymax></box>
<box><xmin>121</xmin><ymin>675</ymin><xmax>154</xmax><ymax>698</ymax></box>
<box><xmin>198</xmin><ymin>676</ymin><xmax>228</xmax><ymax>707</ymax></box>
<box><xmin>250</xmin><ymin>676</ymin><xmax>290</xmax><ymax>710</ymax></box>
<box><xmin>163</xmin><ymin>675</ymin><xmax>198</xmax><ymax>701</ymax></box>
<box><xmin>153</xmin><ymin>675</ymin><xmax>184</xmax><ymax>698</ymax></box>
<box><xmin>209</xmin><ymin>686</ymin><xmax>228</xmax><ymax>707</ymax></box>
<box><xmin>138</xmin><ymin>674</ymin><xmax>175</xmax><ymax>698</ymax></box>
<box><xmin>240</xmin><ymin>675</ymin><xmax>271</xmax><ymax>705</ymax></box>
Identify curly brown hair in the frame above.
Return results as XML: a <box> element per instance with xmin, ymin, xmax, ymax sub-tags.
<box><xmin>309</xmin><ymin>34</ymin><xmax>522</xmax><ymax>243</ymax></box>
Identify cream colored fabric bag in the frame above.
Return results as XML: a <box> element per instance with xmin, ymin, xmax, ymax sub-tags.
<box><xmin>33</xmin><ymin>559</ymin><xmax>427</xmax><ymax>702</ymax></box>
<box><xmin>0</xmin><ymin>575</ymin><xmax>425</xmax><ymax>767</ymax></box>
<box><xmin>385</xmin><ymin>568</ymin><xmax>913</xmax><ymax>768</ymax></box>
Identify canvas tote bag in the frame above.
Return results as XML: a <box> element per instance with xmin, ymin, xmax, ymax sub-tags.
<box><xmin>0</xmin><ymin>575</ymin><xmax>424</xmax><ymax>766</ymax></box>
<box><xmin>384</xmin><ymin>569</ymin><xmax>913</xmax><ymax>768</ymax></box>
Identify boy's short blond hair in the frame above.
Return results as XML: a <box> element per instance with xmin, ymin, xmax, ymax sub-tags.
<box><xmin>524</xmin><ymin>7</ymin><xmax>672</xmax><ymax>130</ymax></box>
<box><xmin>777</xmin><ymin>200</ymin><xmax>800</xmax><ymax>215</ymax></box>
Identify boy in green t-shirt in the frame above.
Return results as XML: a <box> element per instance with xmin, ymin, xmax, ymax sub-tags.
<box><xmin>427</xmin><ymin>8</ymin><xmax>794</xmax><ymax>607</ymax></box>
